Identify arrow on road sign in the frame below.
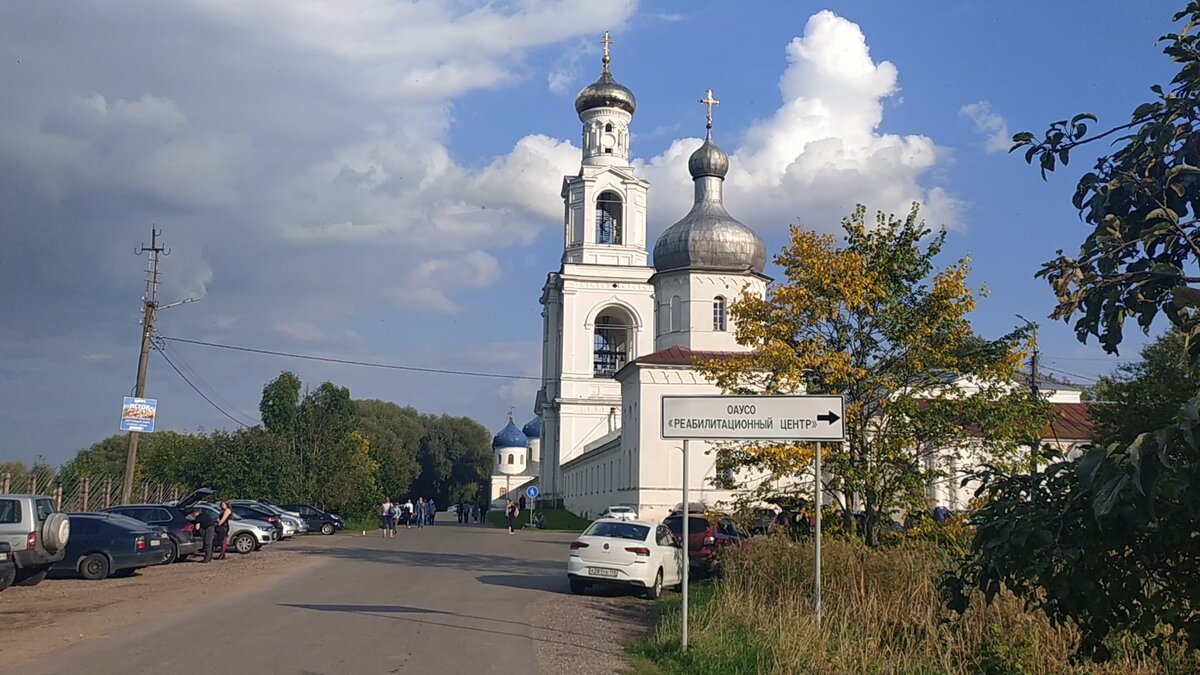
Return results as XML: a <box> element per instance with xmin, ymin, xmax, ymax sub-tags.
<box><xmin>816</xmin><ymin>411</ymin><xmax>840</xmax><ymax>425</ymax></box>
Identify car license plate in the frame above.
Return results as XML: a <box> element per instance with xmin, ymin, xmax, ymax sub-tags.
<box><xmin>588</xmin><ymin>567</ymin><xmax>618</xmax><ymax>578</ymax></box>
<box><xmin>150</xmin><ymin>539</ymin><xmax>161</xmax><ymax>546</ymax></box>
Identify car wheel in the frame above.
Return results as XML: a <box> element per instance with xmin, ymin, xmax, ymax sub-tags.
<box><xmin>0</xmin><ymin>564</ymin><xmax>16</xmax><ymax>592</ymax></box>
<box><xmin>321</xmin><ymin>522</ymin><xmax>335</xmax><ymax>535</ymax></box>
<box><xmin>14</xmin><ymin>568</ymin><xmax>47</xmax><ymax>587</ymax></box>
<box><xmin>569</xmin><ymin>577</ymin><xmax>588</xmax><ymax>595</ymax></box>
<box><xmin>80</xmin><ymin>553</ymin><xmax>111</xmax><ymax>581</ymax></box>
<box><xmin>162</xmin><ymin>539</ymin><xmax>178</xmax><ymax>565</ymax></box>
<box><xmin>233</xmin><ymin>533</ymin><xmax>256</xmax><ymax>554</ymax></box>
<box><xmin>644</xmin><ymin>569</ymin><xmax>664</xmax><ymax>600</ymax></box>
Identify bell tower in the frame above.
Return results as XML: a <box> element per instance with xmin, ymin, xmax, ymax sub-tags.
<box><xmin>561</xmin><ymin>32</ymin><xmax>649</xmax><ymax>267</ymax></box>
<box><xmin>537</xmin><ymin>33</ymin><xmax>656</xmax><ymax>505</ymax></box>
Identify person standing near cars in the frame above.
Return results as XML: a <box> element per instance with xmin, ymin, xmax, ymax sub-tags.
<box><xmin>415</xmin><ymin>497</ymin><xmax>426</xmax><ymax>529</ymax></box>
<box><xmin>215</xmin><ymin>501</ymin><xmax>233</xmax><ymax>560</ymax></box>
<box><xmin>380</xmin><ymin>498</ymin><xmax>394</xmax><ymax>538</ymax></box>
<box><xmin>190</xmin><ymin>506</ymin><xmax>217</xmax><ymax>562</ymax></box>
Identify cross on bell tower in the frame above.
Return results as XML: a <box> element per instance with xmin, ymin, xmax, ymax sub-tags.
<box><xmin>602</xmin><ymin>31</ymin><xmax>612</xmax><ymax>72</ymax></box>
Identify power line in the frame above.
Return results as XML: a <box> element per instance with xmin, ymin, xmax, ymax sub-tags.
<box><xmin>153</xmin><ymin>342</ymin><xmax>251</xmax><ymax>428</ymax></box>
<box><xmin>1040</xmin><ymin>364</ymin><xmax>1099</xmax><ymax>384</ymax></box>
<box><xmin>158</xmin><ymin>340</ymin><xmax>259</xmax><ymax>427</ymax></box>
<box><xmin>159</xmin><ymin>336</ymin><xmax>541</xmax><ymax>381</ymax></box>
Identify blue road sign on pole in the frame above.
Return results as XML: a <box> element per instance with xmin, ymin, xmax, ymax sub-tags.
<box><xmin>525</xmin><ymin>485</ymin><xmax>539</xmax><ymax>499</ymax></box>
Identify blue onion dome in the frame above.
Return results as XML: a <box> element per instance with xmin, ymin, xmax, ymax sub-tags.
<box><xmin>522</xmin><ymin>417</ymin><xmax>541</xmax><ymax>439</ymax></box>
<box><xmin>493</xmin><ymin>416</ymin><xmax>529</xmax><ymax>449</ymax></box>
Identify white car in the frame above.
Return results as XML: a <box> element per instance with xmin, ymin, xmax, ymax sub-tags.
<box><xmin>599</xmin><ymin>505</ymin><xmax>639</xmax><ymax>521</ymax></box>
<box><xmin>567</xmin><ymin>518</ymin><xmax>684</xmax><ymax>599</ymax></box>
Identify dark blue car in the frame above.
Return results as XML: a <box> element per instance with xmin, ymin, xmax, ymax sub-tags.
<box><xmin>50</xmin><ymin>513</ymin><xmax>171</xmax><ymax>580</ymax></box>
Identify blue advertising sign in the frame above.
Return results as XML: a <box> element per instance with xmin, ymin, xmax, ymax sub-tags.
<box><xmin>120</xmin><ymin>397</ymin><xmax>157</xmax><ymax>432</ymax></box>
<box><xmin>525</xmin><ymin>485</ymin><xmax>539</xmax><ymax>499</ymax></box>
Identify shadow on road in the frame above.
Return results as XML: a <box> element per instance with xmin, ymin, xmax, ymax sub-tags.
<box><xmin>279</xmin><ymin>602</ymin><xmax>629</xmax><ymax>655</ymax></box>
<box><xmin>287</xmin><ymin>546</ymin><xmax>563</xmax><ymax>574</ymax></box>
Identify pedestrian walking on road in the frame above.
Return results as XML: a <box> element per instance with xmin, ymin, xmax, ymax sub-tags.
<box><xmin>427</xmin><ymin>498</ymin><xmax>437</xmax><ymax>525</ymax></box>
<box><xmin>215</xmin><ymin>501</ymin><xmax>233</xmax><ymax>560</ymax></box>
<box><xmin>505</xmin><ymin>498</ymin><xmax>518</xmax><ymax>534</ymax></box>
<box><xmin>402</xmin><ymin>499</ymin><xmax>413</xmax><ymax>529</ymax></box>
<box><xmin>190</xmin><ymin>506</ymin><xmax>217</xmax><ymax>562</ymax></box>
<box><xmin>380</xmin><ymin>498</ymin><xmax>395</xmax><ymax>538</ymax></box>
<box><xmin>415</xmin><ymin>497</ymin><xmax>426</xmax><ymax>529</ymax></box>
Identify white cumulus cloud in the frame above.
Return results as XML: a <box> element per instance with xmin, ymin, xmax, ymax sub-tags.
<box><xmin>959</xmin><ymin>100</ymin><xmax>1012</xmax><ymax>153</ymax></box>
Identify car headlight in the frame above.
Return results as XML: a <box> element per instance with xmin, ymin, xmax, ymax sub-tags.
<box><xmin>259</xmin><ymin>526</ymin><xmax>273</xmax><ymax>532</ymax></box>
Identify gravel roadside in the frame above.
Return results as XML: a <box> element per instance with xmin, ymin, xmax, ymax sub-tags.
<box><xmin>529</xmin><ymin>586</ymin><xmax>656</xmax><ymax>675</ymax></box>
<box><xmin>0</xmin><ymin>537</ymin><xmax>331</xmax><ymax>665</ymax></box>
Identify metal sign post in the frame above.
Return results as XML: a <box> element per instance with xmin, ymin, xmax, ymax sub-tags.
<box><xmin>526</xmin><ymin>485</ymin><xmax>539</xmax><ymax>527</ymax></box>
<box><xmin>681</xmin><ymin>439</ymin><xmax>689</xmax><ymax>651</ymax></box>
<box><xmin>660</xmin><ymin>394</ymin><xmax>844</xmax><ymax>648</ymax></box>
<box><xmin>814</xmin><ymin>441</ymin><xmax>822</xmax><ymax>625</ymax></box>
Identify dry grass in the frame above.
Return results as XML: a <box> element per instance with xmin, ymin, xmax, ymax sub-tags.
<box><xmin>632</xmin><ymin>536</ymin><xmax>1197</xmax><ymax>674</ymax></box>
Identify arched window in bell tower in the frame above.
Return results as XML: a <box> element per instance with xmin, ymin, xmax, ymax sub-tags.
<box><xmin>713</xmin><ymin>296</ymin><xmax>727</xmax><ymax>331</ymax></box>
<box><xmin>593</xmin><ymin>308</ymin><xmax>632</xmax><ymax>378</ymax></box>
<box><xmin>596</xmin><ymin>191</ymin><xmax>623</xmax><ymax>245</ymax></box>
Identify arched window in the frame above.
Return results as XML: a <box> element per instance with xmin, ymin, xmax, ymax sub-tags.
<box><xmin>496</xmin><ymin>455</ymin><xmax>501</xmax><ymax>467</ymax></box>
<box><xmin>713</xmin><ymin>296</ymin><xmax>727</xmax><ymax>331</ymax></box>
<box><xmin>605</xmin><ymin>122</ymin><xmax>613</xmax><ymax>133</ymax></box>
<box><xmin>670</xmin><ymin>296</ymin><xmax>683</xmax><ymax>332</ymax></box>
<box><xmin>595</xmin><ymin>191</ymin><xmax>623</xmax><ymax>245</ymax></box>
<box><xmin>507</xmin><ymin>454</ymin><xmax>514</xmax><ymax>465</ymax></box>
<box><xmin>594</xmin><ymin>308</ymin><xmax>631</xmax><ymax>377</ymax></box>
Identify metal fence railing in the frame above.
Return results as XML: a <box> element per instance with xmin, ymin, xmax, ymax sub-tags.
<box><xmin>0</xmin><ymin>472</ymin><xmax>190</xmax><ymax>512</ymax></box>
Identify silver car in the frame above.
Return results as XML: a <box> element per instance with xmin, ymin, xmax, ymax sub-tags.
<box><xmin>195</xmin><ymin>505</ymin><xmax>277</xmax><ymax>554</ymax></box>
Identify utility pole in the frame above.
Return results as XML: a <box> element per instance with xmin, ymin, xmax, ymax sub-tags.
<box><xmin>122</xmin><ymin>228</ymin><xmax>167</xmax><ymax>504</ymax></box>
<box><xmin>1016</xmin><ymin>315</ymin><xmax>1040</xmax><ymax>472</ymax></box>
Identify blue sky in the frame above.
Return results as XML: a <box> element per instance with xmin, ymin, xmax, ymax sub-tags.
<box><xmin>0</xmin><ymin>1</ymin><xmax>1180</xmax><ymax>465</ymax></box>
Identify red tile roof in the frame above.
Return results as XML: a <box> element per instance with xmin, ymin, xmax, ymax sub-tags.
<box><xmin>1045</xmin><ymin>402</ymin><xmax>1096</xmax><ymax>441</ymax></box>
<box><xmin>629</xmin><ymin>345</ymin><xmax>752</xmax><ymax>366</ymax></box>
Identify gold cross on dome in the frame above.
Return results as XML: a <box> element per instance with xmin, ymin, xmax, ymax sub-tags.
<box><xmin>602</xmin><ymin>31</ymin><xmax>612</xmax><ymax>69</ymax></box>
<box><xmin>699</xmin><ymin>88</ymin><xmax>720</xmax><ymax>129</ymax></box>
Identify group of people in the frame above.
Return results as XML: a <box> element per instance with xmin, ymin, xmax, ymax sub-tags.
<box><xmin>187</xmin><ymin>500</ymin><xmax>234</xmax><ymax>562</ymax></box>
<box><xmin>455</xmin><ymin>502</ymin><xmax>482</xmax><ymax>524</ymax></box>
<box><xmin>379</xmin><ymin>497</ymin><xmax>438</xmax><ymax>536</ymax></box>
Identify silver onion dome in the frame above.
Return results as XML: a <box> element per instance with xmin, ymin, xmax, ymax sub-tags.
<box><xmin>653</xmin><ymin>127</ymin><xmax>765</xmax><ymax>274</ymax></box>
<box><xmin>575</xmin><ymin>32</ymin><xmax>636</xmax><ymax>116</ymax></box>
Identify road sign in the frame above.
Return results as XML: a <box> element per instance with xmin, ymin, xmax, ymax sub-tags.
<box><xmin>120</xmin><ymin>397</ymin><xmax>158</xmax><ymax>432</ymax></box>
<box><xmin>661</xmin><ymin>395</ymin><xmax>844</xmax><ymax>441</ymax></box>
<box><xmin>525</xmin><ymin>485</ymin><xmax>539</xmax><ymax>499</ymax></box>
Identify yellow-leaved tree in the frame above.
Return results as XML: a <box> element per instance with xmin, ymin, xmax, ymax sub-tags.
<box><xmin>697</xmin><ymin>204</ymin><xmax>1050</xmax><ymax>546</ymax></box>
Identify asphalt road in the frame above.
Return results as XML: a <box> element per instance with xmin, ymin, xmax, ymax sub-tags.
<box><xmin>30</xmin><ymin>521</ymin><xmax>603</xmax><ymax>675</ymax></box>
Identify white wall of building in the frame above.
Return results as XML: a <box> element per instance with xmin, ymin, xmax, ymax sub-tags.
<box><xmin>652</xmin><ymin>270</ymin><xmax>768</xmax><ymax>353</ymax></box>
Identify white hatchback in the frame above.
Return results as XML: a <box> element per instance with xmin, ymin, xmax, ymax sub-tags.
<box><xmin>566</xmin><ymin>518</ymin><xmax>685</xmax><ymax>599</ymax></box>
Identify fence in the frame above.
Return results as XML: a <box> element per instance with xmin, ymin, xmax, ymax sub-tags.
<box><xmin>0</xmin><ymin>472</ymin><xmax>190</xmax><ymax>512</ymax></box>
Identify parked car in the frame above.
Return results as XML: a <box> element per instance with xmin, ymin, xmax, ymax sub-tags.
<box><xmin>0</xmin><ymin>542</ymin><xmax>15</xmax><ymax>592</ymax></box>
<box><xmin>663</xmin><ymin>511</ymin><xmax>751</xmax><ymax>577</ymax></box>
<box><xmin>50</xmin><ymin>513</ymin><xmax>171</xmax><ymax>580</ymax></box>
<box><xmin>245</xmin><ymin>502</ymin><xmax>306</xmax><ymax>534</ymax></box>
<box><xmin>0</xmin><ymin>493</ymin><xmax>71</xmax><ymax>587</ymax></box>
<box><xmin>746</xmin><ymin>508</ymin><xmax>778</xmax><ymax>535</ymax></box>
<box><xmin>226</xmin><ymin>501</ymin><xmax>291</xmax><ymax>538</ymax></box>
<box><xmin>599</xmin><ymin>505</ymin><xmax>639</xmax><ymax>521</ymax></box>
<box><xmin>567</xmin><ymin>518</ymin><xmax>684</xmax><ymax>599</ymax></box>
<box><xmin>193</xmin><ymin>504</ymin><xmax>277</xmax><ymax>554</ymax></box>
<box><xmin>104</xmin><ymin>487</ymin><xmax>213</xmax><ymax>564</ymax></box>
<box><xmin>278</xmin><ymin>504</ymin><xmax>344</xmax><ymax>535</ymax></box>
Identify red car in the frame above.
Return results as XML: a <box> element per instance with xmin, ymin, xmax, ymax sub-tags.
<box><xmin>663</xmin><ymin>512</ymin><xmax>751</xmax><ymax>577</ymax></box>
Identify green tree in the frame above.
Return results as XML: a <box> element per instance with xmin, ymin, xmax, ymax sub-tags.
<box><xmin>260</xmin><ymin>371</ymin><xmax>302</xmax><ymax>440</ymax></box>
<box><xmin>698</xmin><ymin>205</ymin><xmax>1047</xmax><ymax>546</ymax></box>
<box><xmin>411</xmin><ymin>414</ymin><xmax>491</xmax><ymax>506</ymax></box>
<box><xmin>1092</xmin><ymin>330</ymin><xmax>1200</xmax><ymax>444</ymax></box>
<box><xmin>355</xmin><ymin>400</ymin><xmax>423</xmax><ymax>500</ymax></box>
<box><xmin>948</xmin><ymin>5</ymin><xmax>1200</xmax><ymax>659</ymax></box>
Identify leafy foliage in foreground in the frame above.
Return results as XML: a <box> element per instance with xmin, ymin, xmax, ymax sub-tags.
<box><xmin>949</xmin><ymin>4</ymin><xmax>1200</xmax><ymax>660</ymax></box>
<box><xmin>697</xmin><ymin>204</ymin><xmax>1047</xmax><ymax>545</ymax></box>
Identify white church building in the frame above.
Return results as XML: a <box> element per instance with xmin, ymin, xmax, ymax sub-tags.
<box><xmin>528</xmin><ymin>41</ymin><xmax>773</xmax><ymax>523</ymax></box>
